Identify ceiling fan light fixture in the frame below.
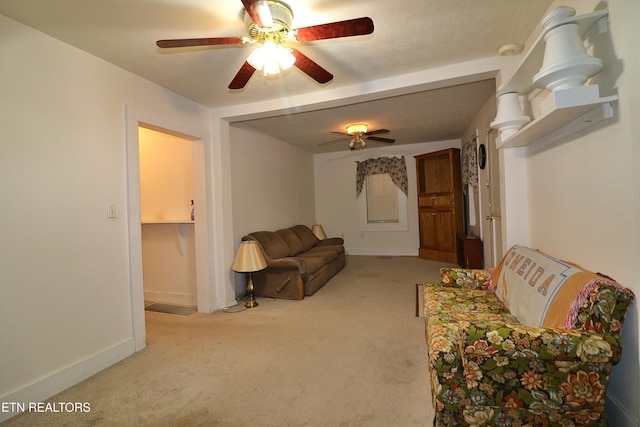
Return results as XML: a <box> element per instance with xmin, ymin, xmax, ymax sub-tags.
<box><xmin>349</xmin><ymin>136</ymin><xmax>365</xmax><ymax>150</ymax></box>
<box><xmin>247</xmin><ymin>40</ymin><xmax>296</xmax><ymax>75</ymax></box>
<box><xmin>347</xmin><ymin>124</ymin><xmax>368</xmax><ymax>135</ymax></box>
<box><xmin>277</xmin><ymin>46</ymin><xmax>296</xmax><ymax>70</ymax></box>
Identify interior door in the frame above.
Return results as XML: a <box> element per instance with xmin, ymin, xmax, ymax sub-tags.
<box><xmin>485</xmin><ymin>129</ymin><xmax>503</xmax><ymax>266</ymax></box>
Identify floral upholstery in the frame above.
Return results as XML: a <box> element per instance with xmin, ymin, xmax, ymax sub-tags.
<box><xmin>424</xmin><ymin>261</ymin><xmax>634</xmax><ymax>426</ymax></box>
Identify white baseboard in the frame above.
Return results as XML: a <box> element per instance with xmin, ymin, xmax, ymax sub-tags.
<box><xmin>345</xmin><ymin>248</ymin><xmax>419</xmax><ymax>256</ymax></box>
<box><xmin>144</xmin><ymin>290</ymin><xmax>197</xmax><ymax>306</ymax></box>
<box><xmin>607</xmin><ymin>393</ymin><xmax>639</xmax><ymax>427</ymax></box>
<box><xmin>0</xmin><ymin>338</ymin><xmax>135</xmax><ymax>423</ymax></box>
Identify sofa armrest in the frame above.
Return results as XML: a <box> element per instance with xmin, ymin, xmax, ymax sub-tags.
<box><xmin>439</xmin><ymin>268</ymin><xmax>492</xmax><ymax>290</ymax></box>
<box><xmin>316</xmin><ymin>237</ymin><xmax>344</xmax><ymax>246</ymax></box>
<box><xmin>460</xmin><ymin>319</ymin><xmax>623</xmax><ymax>365</ymax></box>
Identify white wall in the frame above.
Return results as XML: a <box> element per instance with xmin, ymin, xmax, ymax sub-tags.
<box><xmin>139</xmin><ymin>128</ymin><xmax>195</xmax><ymax>222</ymax></box>
<box><xmin>500</xmin><ymin>1</ymin><xmax>640</xmax><ymax>424</ymax></box>
<box><xmin>229</xmin><ymin>124</ymin><xmax>316</xmax><ymax>295</ymax></box>
<box><xmin>0</xmin><ymin>14</ymin><xmax>210</xmax><ymax>421</ymax></box>
<box><xmin>314</xmin><ymin>140</ymin><xmax>460</xmax><ymax>255</ymax></box>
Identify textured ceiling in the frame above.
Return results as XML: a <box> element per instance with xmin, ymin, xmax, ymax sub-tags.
<box><xmin>239</xmin><ymin>79</ymin><xmax>497</xmax><ymax>153</ymax></box>
<box><xmin>0</xmin><ymin>0</ymin><xmax>554</xmax><ymax>152</ymax></box>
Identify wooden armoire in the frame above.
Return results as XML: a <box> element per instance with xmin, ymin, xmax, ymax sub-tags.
<box><xmin>415</xmin><ymin>148</ymin><xmax>463</xmax><ymax>263</ymax></box>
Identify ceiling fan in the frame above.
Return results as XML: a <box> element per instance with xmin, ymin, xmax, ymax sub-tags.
<box><xmin>156</xmin><ymin>0</ymin><xmax>374</xmax><ymax>90</ymax></box>
<box><xmin>321</xmin><ymin>124</ymin><xmax>395</xmax><ymax>150</ymax></box>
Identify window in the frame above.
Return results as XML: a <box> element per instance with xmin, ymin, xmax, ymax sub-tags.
<box><xmin>358</xmin><ymin>173</ymin><xmax>407</xmax><ymax>231</ymax></box>
<box><xmin>366</xmin><ymin>173</ymin><xmax>399</xmax><ymax>223</ymax></box>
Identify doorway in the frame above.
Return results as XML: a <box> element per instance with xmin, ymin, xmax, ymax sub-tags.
<box><xmin>480</xmin><ymin>129</ymin><xmax>503</xmax><ymax>267</ymax></box>
<box><xmin>125</xmin><ymin>109</ymin><xmax>212</xmax><ymax>350</ymax></box>
<box><xmin>138</xmin><ymin>126</ymin><xmax>197</xmax><ymax>308</ymax></box>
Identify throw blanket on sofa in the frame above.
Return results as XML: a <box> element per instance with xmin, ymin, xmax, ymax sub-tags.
<box><xmin>492</xmin><ymin>245</ymin><xmax>632</xmax><ymax>328</ymax></box>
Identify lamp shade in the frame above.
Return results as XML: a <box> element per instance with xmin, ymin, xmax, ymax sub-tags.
<box><xmin>231</xmin><ymin>240</ymin><xmax>267</xmax><ymax>272</ymax></box>
<box><xmin>311</xmin><ymin>224</ymin><xmax>328</xmax><ymax>240</ymax></box>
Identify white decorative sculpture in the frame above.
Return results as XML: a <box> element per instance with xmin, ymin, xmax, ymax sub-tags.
<box><xmin>532</xmin><ymin>6</ymin><xmax>602</xmax><ymax>91</ymax></box>
<box><xmin>490</xmin><ymin>92</ymin><xmax>531</xmax><ymax>140</ymax></box>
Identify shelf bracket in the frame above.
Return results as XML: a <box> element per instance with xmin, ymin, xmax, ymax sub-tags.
<box><xmin>584</xmin><ymin>16</ymin><xmax>609</xmax><ymax>50</ymax></box>
<box><xmin>175</xmin><ymin>223</ymin><xmax>190</xmax><ymax>257</ymax></box>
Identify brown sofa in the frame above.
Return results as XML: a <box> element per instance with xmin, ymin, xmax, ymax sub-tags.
<box><xmin>242</xmin><ymin>225</ymin><xmax>345</xmax><ymax>300</ymax></box>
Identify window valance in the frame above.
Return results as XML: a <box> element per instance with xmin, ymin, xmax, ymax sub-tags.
<box><xmin>356</xmin><ymin>156</ymin><xmax>408</xmax><ymax>197</ymax></box>
<box><xmin>462</xmin><ymin>137</ymin><xmax>479</xmax><ymax>187</ymax></box>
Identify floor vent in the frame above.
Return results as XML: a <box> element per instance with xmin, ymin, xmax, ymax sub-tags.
<box><xmin>377</xmin><ymin>256</ymin><xmax>393</xmax><ymax>259</ymax></box>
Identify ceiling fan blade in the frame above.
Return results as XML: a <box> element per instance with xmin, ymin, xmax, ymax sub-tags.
<box><xmin>241</xmin><ymin>0</ymin><xmax>273</xmax><ymax>28</ymax></box>
<box><xmin>157</xmin><ymin>37</ymin><xmax>244</xmax><ymax>48</ymax></box>
<box><xmin>319</xmin><ymin>138</ymin><xmax>346</xmax><ymax>146</ymax></box>
<box><xmin>330</xmin><ymin>131</ymin><xmax>350</xmax><ymax>136</ymax></box>
<box><xmin>228</xmin><ymin>61</ymin><xmax>257</xmax><ymax>90</ymax></box>
<box><xmin>365</xmin><ymin>129</ymin><xmax>390</xmax><ymax>136</ymax></box>
<box><xmin>291</xmin><ymin>50</ymin><xmax>333</xmax><ymax>84</ymax></box>
<box><xmin>366</xmin><ymin>136</ymin><xmax>395</xmax><ymax>143</ymax></box>
<box><xmin>295</xmin><ymin>17</ymin><xmax>374</xmax><ymax>42</ymax></box>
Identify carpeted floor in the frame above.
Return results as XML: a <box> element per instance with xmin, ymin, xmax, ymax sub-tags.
<box><xmin>4</xmin><ymin>255</ymin><xmax>445</xmax><ymax>426</ymax></box>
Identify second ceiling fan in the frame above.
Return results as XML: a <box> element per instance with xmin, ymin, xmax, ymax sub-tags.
<box><xmin>156</xmin><ymin>0</ymin><xmax>374</xmax><ymax>89</ymax></box>
<box><xmin>321</xmin><ymin>124</ymin><xmax>395</xmax><ymax>150</ymax></box>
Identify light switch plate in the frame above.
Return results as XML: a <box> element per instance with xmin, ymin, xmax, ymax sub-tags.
<box><xmin>107</xmin><ymin>203</ymin><xmax>117</xmax><ymax>218</ymax></box>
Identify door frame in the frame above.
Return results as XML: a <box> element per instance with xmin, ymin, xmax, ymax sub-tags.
<box><xmin>480</xmin><ymin>128</ymin><xmax>503</xmax><ymax>267</ymax></box>
<box><xmin>125</xmin><ymin>106</ymin><xmax>212</xmax><ymax>350</ymax></box>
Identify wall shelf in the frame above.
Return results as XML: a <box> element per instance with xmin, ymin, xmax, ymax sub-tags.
<box><xmin>494</xmin><ymin>8</ymin><xmax>616</xmax><ymax>149</ymax></box>
<box><xmin>497</xmin><ymin>94</ymin><xmax>617</xmax><ymax>149</ymax></box>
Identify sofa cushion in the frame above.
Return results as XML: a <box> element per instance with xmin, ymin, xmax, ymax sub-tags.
<box><xmin>247</xmin><ymin>231</ymin><xmax>290</xmax><ymax>260</ymax></box>
<box><xmin>315</xmin><ymin>244</ymin><xmax>345</xmax><ymax>256</ymax></box>
<box><xmin>297</xmin><ymin>248</ymin><xmax>337</xmax><ymax>265</ymax></box>
<box><xmin>290</xmin><ymin>225</ymin><xmax>319</xmax><ymax>251</ymax></box>
<box><xmin>423</xmin><ymin>285</ymin><xmax>511</xmax><ymax>315</ymax></box>
<box><xmin>276</xmin><ymin>228</ymin><xmax>305</xmax><ymax>256</ymax></box>
<box><xmin>492</xmin><ymin>245</ymin><xmax>623</xmax><ymax>328</ymax></box>
<box><xmin>295</xmin><ymin>255</ymin><xmax>326</xmax><ymax>275</ymax></box>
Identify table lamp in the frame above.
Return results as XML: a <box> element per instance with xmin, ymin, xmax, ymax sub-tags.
<box><xmin>231</xmin><ymin>240</ymin><xmax>267</xmax><ymax>308</ymax></box>
<box><xmin>311</xmin><ymin>224</ymin><xmax>327</xmax><ymax>240</ymax></box>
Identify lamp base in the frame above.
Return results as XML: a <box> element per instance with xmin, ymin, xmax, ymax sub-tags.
<box><xmin>245</xmin><ymin>294</ymin><xmax>259</xmax><ymax>308</ymax></box>
<box><xmin>245</xmin><ymin>273</ymin><xmax>259</xmax><ymax>309</ymax></box>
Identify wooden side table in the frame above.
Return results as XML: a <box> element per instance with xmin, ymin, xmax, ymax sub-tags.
<box><xmin>456</xmin><ymin>233</ymin><xmax>484</xmax><ymax>269</ymax></box>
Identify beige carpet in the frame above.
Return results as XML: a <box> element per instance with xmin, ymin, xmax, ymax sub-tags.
<box><xmin>5</xmin><ymin>256</ymin><xmax>445</xmax><ymax>426</ymax></box>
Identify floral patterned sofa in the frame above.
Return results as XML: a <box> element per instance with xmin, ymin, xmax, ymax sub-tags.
<box><xmin>423</xmin><ymin>245</ymin><xmax>635</xmax><ymax>426</ymax></box>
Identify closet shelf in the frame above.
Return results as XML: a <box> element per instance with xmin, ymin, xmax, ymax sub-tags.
<box><xmin>141</xmin><ymin>221</ymin><xmax>193</xmax><ymax>257</ymax></box>
<box><xmin>141</xmin><ymin>219</ymin><xmax>194</xmax><ymax>224</ymax></box>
